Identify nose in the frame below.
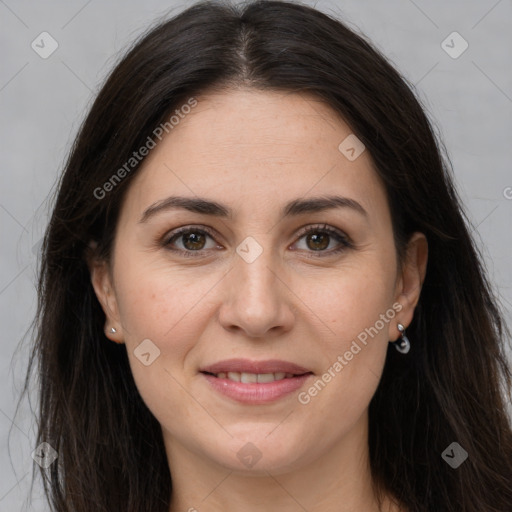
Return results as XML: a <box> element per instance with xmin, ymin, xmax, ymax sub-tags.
<box><xmin>217</xmin><ymin>244</ymin><xmax>295</xmax><ymax>339</ymax></box>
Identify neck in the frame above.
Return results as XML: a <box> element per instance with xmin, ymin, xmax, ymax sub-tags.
<box><xmin>165</xmin><ymin>411</ymin><xmax>399</xmax><ymax>512</ymax></box>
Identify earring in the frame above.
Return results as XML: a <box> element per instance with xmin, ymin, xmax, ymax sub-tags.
<box><xmin>110</xmin><ymin>327</ymin><xmax>117</xmax><ymax>334</ymax></box>
<box><xmin>394</xmin><ymin>323</ymin><xmax>410</xmax><ymax>354</ymax></box>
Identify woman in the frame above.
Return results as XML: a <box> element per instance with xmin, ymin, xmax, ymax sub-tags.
<box><xmin>25</xmin><ymin>1</ymin><xmax>512</xmax><ymax>511</ymax></box>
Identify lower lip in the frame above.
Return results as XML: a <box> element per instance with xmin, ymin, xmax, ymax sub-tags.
<box><xmin>201</xmin><ymin>373</ymin><xmax>313</xmax><ymax>404</ymax></box>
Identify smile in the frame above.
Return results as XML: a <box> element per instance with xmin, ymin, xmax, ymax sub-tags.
<box><xmin>199</xmin><ymin>359</ymin><xmax>314</xmax><ymax>404</ymax></box>
<box><xmin>205</xmin><ymin>371</ymin><xmax>297</xmax><ymax>383</ymax></box>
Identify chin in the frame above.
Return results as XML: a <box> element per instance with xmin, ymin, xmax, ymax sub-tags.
<box><xmin>204</xmin><ymin>434</ymin><xmax>313</xmax><ymax>475</ymax></box>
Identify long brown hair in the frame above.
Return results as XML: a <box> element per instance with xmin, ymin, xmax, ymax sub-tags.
<box><xmin>23</xmin><ymin>1</ymin><xmax>512</xmax><ymax>510</ymax></box>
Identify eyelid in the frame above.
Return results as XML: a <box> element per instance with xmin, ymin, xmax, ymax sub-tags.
<box><xmin>295</xmin><ymin>223</ymin><xmax>350</xmax><ymax>242</ymax></box>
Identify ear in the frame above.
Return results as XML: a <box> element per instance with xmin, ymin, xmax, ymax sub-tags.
<box><xmin>86</xmin><ymin>241</ymin><xmax>124</xmax><ymax>343</ymax></box>
<box><xmin>392</xmin><ymin>232</ymin><xmax>428</xmax><ymax>341</ymax></box>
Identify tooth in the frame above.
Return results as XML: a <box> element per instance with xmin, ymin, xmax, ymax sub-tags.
<box><xmin>274</xmin><ymin>372</ymin><xmax>286</xmax><ymax>380</ymax></box>
<box><xmin>257</xmin><ymin>373</ymin><xmax>275</xmax><ymax>383</ymax></box>
<box><xmin>217</xmin><ymin>372</ymin><xmax>226</xmax><ymax>379</ymax></box>
<box><xmin>240</xmin><ymin>372</ymin><xmax>258</xmax><ymax>383</ymax></box>
<box><xmin>285</xmin><ymin>373</ymin><xmax>294</xmax><ymax>378</ymax></box>
<box><xmin>227</xmin><ymin>372</ymin><xmax>241</xmax><ymax>382</ymax></box>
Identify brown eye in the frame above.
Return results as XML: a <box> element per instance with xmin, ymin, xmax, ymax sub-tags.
<box><xmin>305</xmin><ymin>231</ymin><xmax>330</xmax><ymax>251</ymax></box>
<box><xmin>164</xmin><ymin>227</ymin><xmax>218</xmax><ymax>257</ymax></box>
<box><xmin>180</xmin><ymin>231</ymin><xmax>207</xmax><ymax>250</ymax></box>
<box><xmin>294</xmin><ymin>224</ymin><xmax>353</xmax><ymax>257</ymax></box>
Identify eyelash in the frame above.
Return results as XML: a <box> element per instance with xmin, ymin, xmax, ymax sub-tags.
<box><xmin>162</xmin><ymin>223</ymin><xmax>353</xmax><ymax>259</ymax></box>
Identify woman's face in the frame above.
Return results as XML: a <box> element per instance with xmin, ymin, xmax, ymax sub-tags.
<box><xmin>91</xmin><ymin>89</ymin><xmax>426</xmax><ymax>475</ymax></box>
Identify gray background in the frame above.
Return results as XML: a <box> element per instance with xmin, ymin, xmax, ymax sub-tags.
<box><xmin>1</xmin><ymin>0</ymin><xmax>511</xmax><ymax>509</ymax></box>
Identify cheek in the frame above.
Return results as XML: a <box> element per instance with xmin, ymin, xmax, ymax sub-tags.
<box><xmin>110</xmin><ymin>258</ymin><xmax>217</xmax><ymax>426</ymax></box>
<box><xmin>310</xmin><ymin>258</ymin><xmax>396</xmax><ymax>344</ymax></box>
<box><xmin>301</xmin><ymin>258</ymin><xmax>396</xmax><ymax>414</ymax></box>
<box><xmin>110</xmin><ymin>256</ymin><xmax>226</xmax><ymax>410</ymax></box>
<box><xmin>113</xmin><ymin>254</ymin><xmax>217</xmax><ymax>344</ymax></box>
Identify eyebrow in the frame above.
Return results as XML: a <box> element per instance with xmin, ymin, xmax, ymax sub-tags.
<box><xmin>139</xmin><ymin>194</ymin><xmax>368</xmax><ymax>223</ymax></box>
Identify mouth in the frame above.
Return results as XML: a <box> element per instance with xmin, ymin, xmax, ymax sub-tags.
<box><xmin>201</xmin><ymin>370</ymin><xmax>308</xmax><ymax>383</ymax></box>
<box><xmin>199</xmin><ymin>359</ymin><xmax>314</xmax><ymax>404</ymax></box>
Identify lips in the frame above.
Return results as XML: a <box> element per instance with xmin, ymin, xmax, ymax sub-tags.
<box><xmin>200</xmin><ymin>358</ymin><xmax>314</xmax><ymax>404</ymax></box>
<box><xmin>208</xmin><ymin>371</ymin><xmax>295</xmax><ymax>383</ymax></box>
<box><xmin>200</xmin><ymin>358</ymin><xmax>312</xmax><ymax>376</ymax></box>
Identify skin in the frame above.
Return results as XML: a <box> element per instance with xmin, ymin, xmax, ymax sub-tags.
<box><xmin>89</xmin><ymin>88</ymin><xmax>428</xmax><ymax>512</ymax></box>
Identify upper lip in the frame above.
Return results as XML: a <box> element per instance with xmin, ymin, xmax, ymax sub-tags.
<box><xmin>200</xmin><ymin>358</ymin><xmax>312</xmax><ymax>375</ymax></box>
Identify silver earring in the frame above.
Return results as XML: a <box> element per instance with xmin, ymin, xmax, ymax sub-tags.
<box><xmin>110</xmin><ymin>327</ymin><xmax>117</xmax><ymax>334</ymax></box>
<box><xmin>394</xmin><ymin>323</ymin><xmax>410</xmax><ymax>354</ymax></box>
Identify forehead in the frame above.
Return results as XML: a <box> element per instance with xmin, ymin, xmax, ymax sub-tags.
<box><xmin>120</xmin><ymin>88</ymin><xmax>388</xmax><ymax>223</ymax></box>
